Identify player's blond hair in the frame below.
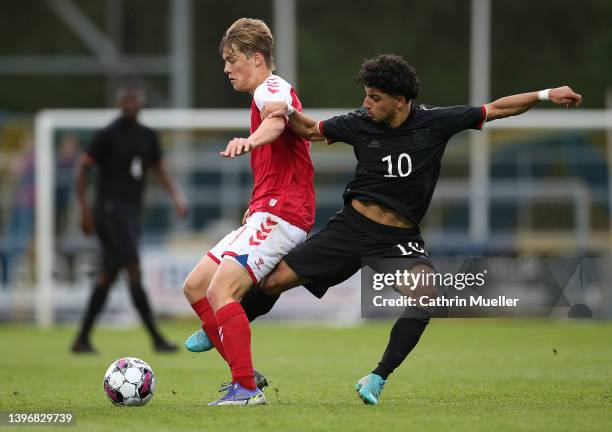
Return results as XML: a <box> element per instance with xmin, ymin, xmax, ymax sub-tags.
<box><xmin>219</xmin><ymin>18</ymin><xmax>275</xmax><ymax>70</ymax></box>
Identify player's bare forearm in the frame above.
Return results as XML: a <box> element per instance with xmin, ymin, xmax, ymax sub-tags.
<box><xmin>154</xmin><ymin>161</ymin><xmax>188</xmax><ymax>217</ymax></box>
<box><xmin>485</xmin><ymin>92</ymin><xmax>540</xmax><ymax>121</ymax></box>
<box><xmin>220</xmin><ymin>116</ymin><xmax>285</xmax><ymax>158</ymax></box>
<box><xmin>288</xmin><ymin>111</ymin><xmax>324</xmax><ymax>141</ymax></box>
<box><xmin>486</xmin><ymin>86</ymin><xmax>582</xmax><ymax>122</ymax></box>
<box><xmin>249</xmin><ymin>116</ymin><xmax>285</xmax><ymax>147</ymax></box>
<box><xmin>153</xmin><ymin>161</ymin><xmax>175</xmax><ymax>194</ymax></box>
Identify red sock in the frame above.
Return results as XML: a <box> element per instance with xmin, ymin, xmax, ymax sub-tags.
<box><xmin>190</xmin><ymin>297</ymin><xmax>226</xmax><ymax>361</ymax></box>
<box><xmin>215</xmin><ymin>301</ymin><xmax>256</xmax><ymax>390</ymax></box>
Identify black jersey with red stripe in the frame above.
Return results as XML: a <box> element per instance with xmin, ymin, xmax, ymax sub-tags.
<box><xmin>319</xmin><ymin>104</ymin><xmax>487</xmax><ymax>225</ymax></box>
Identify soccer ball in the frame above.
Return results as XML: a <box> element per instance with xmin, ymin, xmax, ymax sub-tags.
<box><xmin>103</xmin><ymin>357</ymin><xmax>156</xmax><ymax>406</ymax></box>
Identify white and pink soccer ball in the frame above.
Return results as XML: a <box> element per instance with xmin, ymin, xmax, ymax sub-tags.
<box><xmin>103</xmin><ymin>357</ymin><xmax>156</xmax><ymax>406</ymax></box>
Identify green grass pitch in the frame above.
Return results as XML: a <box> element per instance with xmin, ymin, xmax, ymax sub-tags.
<box><xmin>0</xmin><ymin>319</ymin><xmax>611</xmax><ymax>431</ymax></box>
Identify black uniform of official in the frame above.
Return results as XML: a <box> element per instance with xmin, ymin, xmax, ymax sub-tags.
<box><xmin>86</xmin><ymin>117</ymin><xmax>162</xmax><ymax>269</ymax></box>
<box><xmin>73</xmin><ymin>109</ymin><xmax>176</xmax><ymax>353</ymax></box>
<box><xmin>283</xmin><ymin>104</ymin><xmax>486</xmax><ymax>298</ymax></box>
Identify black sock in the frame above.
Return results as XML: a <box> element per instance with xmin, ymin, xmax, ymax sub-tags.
<box><xmin>240</xmin><ymin>284</ymin><xmax>280</xmax><ymax>322</ymax></box>
<box><xmin>76</xmin><ymin>284</ymin><xmax>111</xmax><ymax>343</ymax></box>
<box><xmin>372</xmin><ymin>317</ymin><xmax>429</xmax><ymax>380</ymax></box>
<box><xmin>129</xmin><ymin>282</ymin><xmax>164</xmax><ymax>343</ymax></box>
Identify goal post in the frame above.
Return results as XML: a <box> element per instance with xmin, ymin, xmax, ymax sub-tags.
<box><xmin>33</xmin><ymin>108</ymin><xmax>612</xmax><ymax>327</ymax></box>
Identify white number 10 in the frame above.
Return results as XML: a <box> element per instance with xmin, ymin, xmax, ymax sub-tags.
<box><xmin>382</xmin><ymin>153</ymin><xmax>412</xmax><ymax>178</ymax></box>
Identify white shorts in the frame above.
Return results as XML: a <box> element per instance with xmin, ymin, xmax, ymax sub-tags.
<box><xmin>207</xmin><ymin>212</ymin><xmax>308</xmax><ymax>284</ymax></box>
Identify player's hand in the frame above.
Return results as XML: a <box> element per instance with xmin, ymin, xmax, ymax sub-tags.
<box><xmin>80</xmin><ymin>206</ymin><xmax>95</xmax><ymax>235</ymax></box>
<box><xmin>174</xmin><ymin>195</ymin><xmax>189</xmax><ymax>219</ymax></box>
<box><xmin>220</xmin><ymin>138</ymin><xmax>253</xmax><ymax>158</ymax></box>
<box><xmin>242</xmin><ymin>208</ymin><xmax>250</xmax><ymax>225</ymax></box>
<box><xmin>261</xmin><ymin>101</ymin><xmax>289</xmax><ymax>119</ymax></box>
<box><xmin>549</xmin><ymin>86</ymin><xmax>582</xmax><ymax>108</ymax></box>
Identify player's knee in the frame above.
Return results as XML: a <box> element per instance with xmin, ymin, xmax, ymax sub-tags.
<box><xmin>183</xmin><ymin>265</ymin><xmax>215</xmax><ymax>302</ymax></box>
<box><xmin>126</xmin><ymin>264</ymin><xmax>141</xmax><ymax>283</ymax></box>
<box><xmin>208</xmin><ymin>274</ymin><xmax>249</xmax><ymax>310</ymax></box>
<box><xmin>206</xmin><ymin>283</ymin><xmax>226</xmax><ymax>310</ymax></box>
<box><xmin>182</xmin><ymin>275</ymin><xmax>202</xmax><ymax>300</ymax></box>
<box><xmin>97</xmin><ymin>267</ymin><xmax>118</xmax><ymax>287</ymax></box>
<box><xmin>93</xmin><ymin>284</ymin><xmax>111</xmax><ymax>295</ymax></box>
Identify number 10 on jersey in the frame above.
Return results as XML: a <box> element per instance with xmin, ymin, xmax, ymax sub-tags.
<box><xmin>383</xmin><ymin>153</ymin><xmax>412</xmax><ymax>178</ymax></box>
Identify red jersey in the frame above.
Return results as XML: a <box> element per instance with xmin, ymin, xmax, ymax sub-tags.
<box><xmin>248</xmin><ymin>75</ymin><xmax>315</xmax><ymax>233</ymax></box>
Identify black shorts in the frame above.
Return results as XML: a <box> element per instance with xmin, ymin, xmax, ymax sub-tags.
<box><xmin>94</xmin><ymin>202</ymin><xmax>141</xmax><ymax>269</ymax></box>
<box><xmin>284</xmin><ymin>204</ymin><xmax>432</xmax><ymax>298</ymax></box>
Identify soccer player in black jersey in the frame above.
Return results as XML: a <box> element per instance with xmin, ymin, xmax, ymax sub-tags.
<box><xmin>189</xmin><ymin>54</ymin><xmax>582</xmax><ymax>404</ymax></box>
<box><xmin>71</xmin><ymin>87</ymin><xmax>188</xmax><ymax>354</ymax></box>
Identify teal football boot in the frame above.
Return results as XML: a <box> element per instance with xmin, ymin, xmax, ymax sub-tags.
<box><xmin>355</xmin><ymin>373</ymin><xmax>386</xmax><ymax>405</ymax></box>
<box><xmin>185</xmin><ymin>329</ymin><xmax>213</xmax><ymax>353</ymax></box>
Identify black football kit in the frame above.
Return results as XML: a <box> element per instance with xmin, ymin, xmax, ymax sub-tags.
<box><xmin>284</xmin><ymin>104</ymin><xmax>486</xmax><ymax>298</ymax></box>
<box><xmin>86</xmin><ymin>116</ymin><xmax>162</xmax><ymax>268</ymax></box>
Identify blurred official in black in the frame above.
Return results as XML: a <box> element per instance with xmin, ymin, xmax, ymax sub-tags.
<box><xmin>72</xmin><ymin>87</ymin><xmax>188</xmax><ymax>353</ymax></box>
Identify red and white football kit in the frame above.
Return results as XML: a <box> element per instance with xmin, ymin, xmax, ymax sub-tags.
<box><xmin>207</xmin><ymin>74</ymin><xmax>316</xmax><ymax>284</ymax></box>
<box><xmin>192</xmin><ymin>75</ymin><xmax>316</xmax><ymax>391</ymax></box>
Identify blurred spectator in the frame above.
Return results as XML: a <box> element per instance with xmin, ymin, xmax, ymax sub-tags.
<box><xmin>55</xmin><ymin>133</ymin><xmax>79</xmax><ymax>237</ymax></box>
<box><xmin>2</xmin><ymin>134</ymin><xmax>35</xmax><ymax>286</ymax></box>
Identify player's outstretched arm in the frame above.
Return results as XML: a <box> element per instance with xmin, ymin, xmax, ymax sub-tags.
<box><xmin>261</xmin><ymin>102</ymin><xmax>325</xmax><ymax>141</ymax></box>
<box><xmin>485</xmin><ymin>86</ymin><xmax>582</xmax><ymax>122</ymax></box>
<box><xmin>220</xmin><ymin>116</ymin><xmax>286</xmax><ymax>158</ymax></box>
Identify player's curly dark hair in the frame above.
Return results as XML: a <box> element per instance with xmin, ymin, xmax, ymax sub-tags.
<box><xmin>356</xmin><ymin>54</ymin><xmax>420</xmax><ymax>100</ymax></box>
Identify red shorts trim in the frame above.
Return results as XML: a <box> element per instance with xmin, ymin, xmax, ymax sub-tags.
<box><xmin>206</xmin><ymin>251</ymin><xmax>221</xmax><ymax>264</ymax></box>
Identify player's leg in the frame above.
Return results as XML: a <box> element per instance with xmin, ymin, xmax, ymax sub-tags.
<box><xmin>193</xmin><ymin>213</ymin><xmax>352</xmax><ymax>338</ymax></box>
<box><xmin>357</xmin><ymin>262</ymin><xmax>437</xmax><ymax>405</ymax></box>
<box><xmin>183</xmin><ymin>226</ymin><xmax>256</xmax><ymax>358</ymax></box>
<box><xmin>243</xmin><ymin>209</ymin><xmax>365</xmax><ymax>322</ymax></box>
<box><xmin>205</xmin><ymin>259</ymin><xmax>266</xmax><ymax>406</ymax></box>
<box><xmin>185</xmin><ymin>215</ymin><xmax>307</xmax><ymax>349</ymax></box>
<box><xmin>125</xmin><ymin>262</ymin><xmax>177</xmax><ymax>352</ymax></box>
<box><xmin>183</xmin><ymin>255</ymin><xmax>299</xmax><ymax>393</ymax></box>
<box><xmin>185</xmin><ymin>257</ymin><xmax>305</xmax><ymax>352</ymax></box>
<box><xmin>206</xmin><ymin>213</ymin><xmax>307</xmax><ymax>406</ymax></box>
<box><xmin>105</xmin><ymin>209</ymin><xmax>177</xmax><ymax>352</ymax></box>
<box><xmin>182</xmin><ymin>254</ymin><xmax>223</xmax><ymax>355</ymax></box>
<box><xmin>183</xmin><ymin>254</ymin><xmax>218</xmax><ymax>304</ymax></box>
<box><xmin>184</xmin><ymin>257</ymin><xmax>307</xmax><ymax>392</ymax></box>
<box><xmin>72</xmin><ymin>266</ymin><xmax>119</xmax><ymax>353</ymax></box>
<box><xmin>240</xmin><ymin>258</ymin><xmax>308</xmax><ymax>321</ymax></box>
<box><xmin>72</xmin><ymin>208</ymin><xmax>121</xmax><ymax>353</ymax></box>
<box><xmin>372</xmin><ymin>264</ymin><xmax>436</xmax><ymax>378</ymax></box>
<box><xmin>207</xmin><ymin>260</ymin><xmax>255</xmax><ymax>371</ymax></box>
<box><xmin>183</xmin><ymin>253</ymin><xmax>270</xmax><ymax>390</ymax></box>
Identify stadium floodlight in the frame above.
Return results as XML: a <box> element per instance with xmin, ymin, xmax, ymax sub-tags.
<box><xmin>33</xmin><ymin>108</ymin><xmax>612</xmax><ymax>327</ymax></box>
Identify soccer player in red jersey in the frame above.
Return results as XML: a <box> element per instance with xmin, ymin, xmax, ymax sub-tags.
<box><xmin>181</xmin><ymin>18</ymin><xmax>315</xmax><ymax>406</ymax></box>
